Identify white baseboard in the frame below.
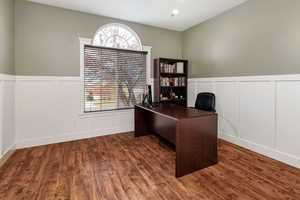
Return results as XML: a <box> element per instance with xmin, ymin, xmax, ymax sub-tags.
<box><xmin>16</xmin><ymin>128</ymin><xmax>133</xmax><ymax>149</ymax></box>
<box><xmin>0</xmin><ymin>144</ymin><xmax>16</xmax><ymax>168</ymax></box>
<box><xmin>219</xmin><ymin>133</ymin><xmax>300</xmax><ymax>169</ymax></box>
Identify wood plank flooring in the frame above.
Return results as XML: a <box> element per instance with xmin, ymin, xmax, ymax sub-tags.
<box><xmin>0</xmin><ymin>133</ymin><xmax>299</xmax><ymax>200</ymax></box>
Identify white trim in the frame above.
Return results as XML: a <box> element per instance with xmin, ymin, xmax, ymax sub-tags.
<box><xmin>0</xmin><ymin>73</ymin><xmax>15</xmax><ymax>81</ymax></box>
<box><xmin>143</xmin><ymin>45</ymin><xmax>154</xmax><ymax>101</ymax></box>
<box><xmin>16</xmin><ymin>76</ymin><xmax>80</xmax><ymax>82</ymax></box>
<box><xmin>143</xmin><ymin>45</ymin><xmax>152</xmax><ymax>85</ymax></box>
<box><xmin>1</xmin><ymin>143</ymin><xmax>16</xmax><ymax>159</ymax></box>
<box><xmin>189</xmin><ymin>74</ymin><xmax>300</xmax><ymax>82</ymax></box>
<box><xmin>79</xmin><ymin>37</ymin><xmax>92</xmax><ymax>114</ymax></box>
<box><xmin>16</xmin><ymin>130</ymin><xmax>131</xmax><ymax>149</ymax></box>
<box><xmin>0</xmin><ymin>144</ymin><xmax>16</xmax><ymax>167</ymax></box>
<box><xmin>273</xmin><ymin>81</ymin><xmax>278</xmax><ymax>149</ymax></box>
<box><xmin>79</xmin><ymin>37</ymin><xmax>93</xmax><ymax>79</ymax></box>
<box><xmin>79</xmin><ymin>37</ymin><xmax>93</xmax><ymax>82</ymax></box>
<box><xmin>1</xmin><ymin>73</ymin><xmax>297</xmax><ymax>83</ymax></box>
<box><xmin>0</xmin><ymin>84</ymin><xmax>2</xmax><ymax>157</ymax></box>
<box><xmin>79</xmin><ymin>108</ymin><xmax>134</xmax><ymax>118</ymax></box>
<box><xmin>0</xmin><ymin>73</ymin><xmax>81</xmax><ymax>82</ymax></box>
<box><xmin>220</xmin><ymin>134</ymin><xmax>300</xmax><ymax>168</ymax></box>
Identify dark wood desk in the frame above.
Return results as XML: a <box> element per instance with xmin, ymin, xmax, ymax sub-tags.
<box><xmin>135</xmin><ymin>104</ymin><xmax>218</xmax><ymax>177</ymax></box>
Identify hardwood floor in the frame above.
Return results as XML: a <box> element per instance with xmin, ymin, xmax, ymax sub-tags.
<box><xmin>0</xmin><ymin>133</ymin><xmax>299</xmax><ymax>200</ymax></box>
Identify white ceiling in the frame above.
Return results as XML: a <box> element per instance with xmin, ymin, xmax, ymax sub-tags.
<box><xmin>28</xmin><ymin>0</ymin><xmax>248</xmax><ymax>31</ymax></box>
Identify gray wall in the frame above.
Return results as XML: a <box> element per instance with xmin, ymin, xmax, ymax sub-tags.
<box><xmin>183</xmin><ymin>0</ymin><xmax>300</xmax><ymax>78</ymax></box>
<box><xmin>0</xmin><ymin>0</ymin><xmax>14</xmax><ymax>75</ymax></box>
<box><xmin>15</xmin><ymin>0</ymin><xmax>182</xmax><ymax>76</ymax></box>
<box><xmin>13</xmin><ymin>0</ymin><xmax>300</xmax><ymax>77</ymax></box>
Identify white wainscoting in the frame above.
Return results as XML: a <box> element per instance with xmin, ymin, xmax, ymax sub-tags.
<box><xmin>15</xmin><ymin>76</ymin><xmax>135</xmax><ymax>149</ymax></box>
<box><xmin>4</xmin><ymin>73</ymin><xmax>300</xmax><ymax>169</ymax></box>
<box><xmin>0</xmin><ymin>74</ymin><xmax>16</xmax><ymax>159</ymax></box>
<box><xmin>188</xmin><ymin>75</ymin><xmax>300</xmax><ymax>168</ymax></box>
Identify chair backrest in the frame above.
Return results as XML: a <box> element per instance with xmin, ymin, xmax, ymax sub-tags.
<box><xmin>195</xmin><ymin>92</ymin><xmax>216</xmax><ymax>112</ymax></box>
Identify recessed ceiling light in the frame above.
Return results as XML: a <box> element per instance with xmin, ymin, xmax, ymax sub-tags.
<box><xmin>171</xmin><ymin>9</ymin><xmax>179</xmax><ymax>17</ymax></box>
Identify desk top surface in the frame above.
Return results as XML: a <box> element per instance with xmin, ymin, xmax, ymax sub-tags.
<box><xmin>135</xmin><ymin>104</ymin><xmax>216</xmax><ymax>120</ymax></box>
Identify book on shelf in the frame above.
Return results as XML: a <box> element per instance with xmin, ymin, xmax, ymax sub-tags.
<box><xmin>160</xmin><ymin>94</ymin><xmax>185</xmax><ymax>101</ymax></box>
<box><xmin>160</xmin><ymin>63</ymin><xmax>175</xmax><ymax>73</ymax></box>
<box><xmin>160</xmin><ymin>62</ymin><xmax>185</xmax><ymax>74</ymax></box>
<box><xmin>160</xmin><ymin>77</ymin><xmax>186</xmax><ymax>87</ymax></box>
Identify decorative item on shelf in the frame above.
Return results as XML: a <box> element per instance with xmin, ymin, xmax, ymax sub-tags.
<box><xmin>176</xmin><ymin>62</ymin><xmax>184</xmax><ymax>73</ymax></box>
<box><xmin>170</xmin><ymin>90</ymin><xmax>175</xmax><ymax>99</ymax></box>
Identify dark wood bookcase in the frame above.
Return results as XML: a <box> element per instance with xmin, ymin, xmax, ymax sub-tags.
<box><xmin>153</xmin><ymin>58</ymin><xmax>188</xmax><ymax>106</ymax></box>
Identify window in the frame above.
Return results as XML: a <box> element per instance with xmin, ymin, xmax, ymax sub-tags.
<box><xmin>83</xmin><ymin>24</ymin><xmax>147</xmax><ymax>112</ymax></box>
<box><xmin>93</xmin><ymin>23</ymin><xmax>142</xmax><ymax>51</ymax></box>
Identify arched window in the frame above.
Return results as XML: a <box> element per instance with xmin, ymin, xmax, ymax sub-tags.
<box><xmin>93</xmin><ymin>23</ymin><xmax>142</xmax><ymax>51</ymax></box>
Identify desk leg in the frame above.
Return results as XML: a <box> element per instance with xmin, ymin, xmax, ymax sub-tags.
<box><xmin>134</xmin><ymin>106</ymin><xmax>151</xmax><ymax>137</ymax></box>
<box><xmin>175</xmin><ymin>115</ymin><xmax>218</xmax><ymax>177</ymax></box>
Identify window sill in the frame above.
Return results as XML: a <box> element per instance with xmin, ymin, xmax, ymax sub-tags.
<box><xmin>79</xmin><ymin>108</ymin><xmax>134</xmax><ymax>118</ymax></box>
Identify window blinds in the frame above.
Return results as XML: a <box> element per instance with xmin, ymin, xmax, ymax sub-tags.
<box><xmin>84</xmin><ymin>45</ymin><xmax>147</xmax><ymax>112</ymax></box>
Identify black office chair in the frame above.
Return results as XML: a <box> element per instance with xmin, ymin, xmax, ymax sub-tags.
<box><xmin>195</xmin><ymin>92</ymin><xmax>216</xmax><ymax>112</ymax></box>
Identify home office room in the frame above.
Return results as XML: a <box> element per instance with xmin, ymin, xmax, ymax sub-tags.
<box><xmin>0</xmin><ymin>0</ymin><xmax>299</xmax><ymax>199</ymax></box>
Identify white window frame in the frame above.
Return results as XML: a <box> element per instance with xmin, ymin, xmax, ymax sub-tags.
<box><xmin>79</xmin><ymin>37</ymin><xmax>152</xmax><ymax>116</ymax></box>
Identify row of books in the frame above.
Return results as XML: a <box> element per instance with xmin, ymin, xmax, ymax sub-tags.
<box><xmin>160</xmin><ymin>62</ymin><xmax>184</xmax><ymax>74</ymax></box>
<box><xmin>160</xmin><ymin>96</ymin><xmax>185</xmax><ymax>101</ymax></box>
<box><xmin>160</xmin><ymin>77</ymin><xmax>186</xmax><ymax>87</ymax></box>
<box><xmin>160</xmin><ymin>92</ymin><xmax>185</xmax><ymax>101</ymax></box>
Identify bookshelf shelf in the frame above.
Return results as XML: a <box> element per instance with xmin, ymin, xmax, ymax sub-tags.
<box><xmin>160</xmin><ymin>86</ymin><xmax>186</xmax><ymax>88</ymax></box>
<box><xmin>153</xmin><ymin>58</ymin><xmax>188</xmax><ymax>107</ymax></box>
<box><xmin>160</xmin><ymin>73</ymin><xmax>187</xmax><ymax>76</ymax></box>
<box><xmin>160</xmin><ymin>99</ymin><xmax>186</xmax><ymax>102</ymax></box>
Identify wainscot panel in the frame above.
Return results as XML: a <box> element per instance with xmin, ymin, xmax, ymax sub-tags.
<box><xmin>188</xmin><ymin>74</ymin><xmax>300</xmax><ymax>168</ymax></box>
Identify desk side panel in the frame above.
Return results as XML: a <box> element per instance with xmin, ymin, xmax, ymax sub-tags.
<box><xmin>176</xmin><ymin>114</ymin><xmax>218</xmax><ymax>177</ymax></box>
<box><xmin>135</xmin><ymin>106</ymin><xmax>151</xmax><ymax>137</ymax></box>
